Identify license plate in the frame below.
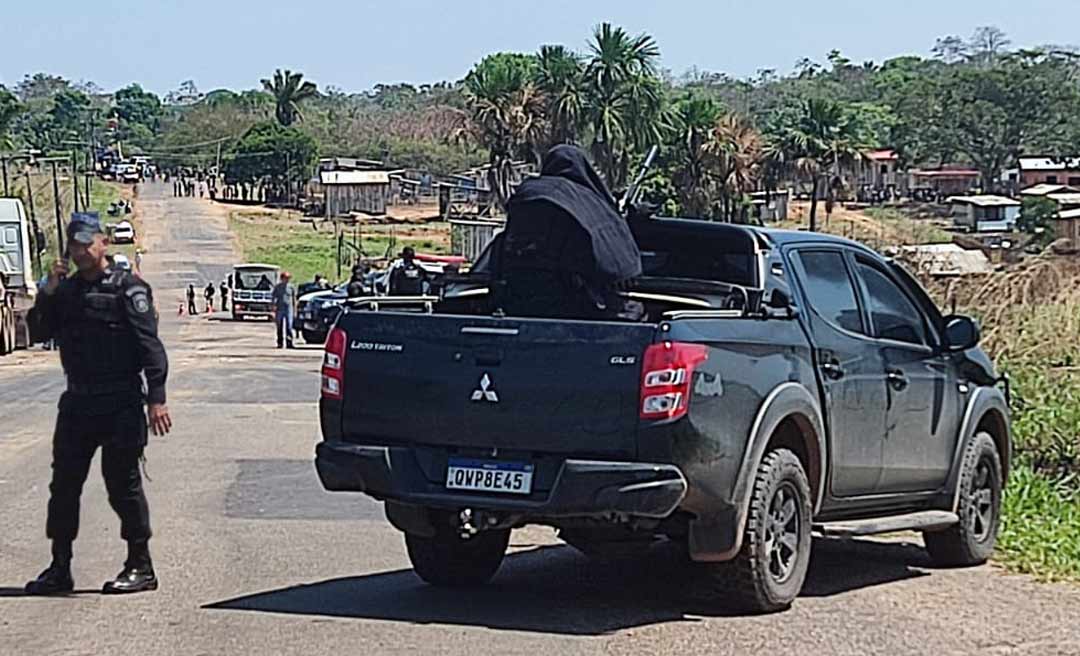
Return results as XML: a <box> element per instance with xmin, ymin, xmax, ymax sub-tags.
<box><xmin>446</xmin><ymin>458</ymin><xmax>534</xmax><ymax>495</ymax></box>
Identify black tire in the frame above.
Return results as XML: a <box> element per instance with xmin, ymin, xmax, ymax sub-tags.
<box><xmin>924</xmin><ymin>432</ymin><xmax>1002</xmax><ymax>567</ymax></box>
<box><xmin>302</xmin><ymin>329</ymin><xmax>328</xmax><ymax>345</ymax></box>
<box><xmin>406</xmin><ymin>526</ymin><xmax>510</xmax><ymax>588</ymax></box>
<box><xmin>701</xmin><ymin>448</ymin><xmax>813</xmax><ymax>613</ymax></box>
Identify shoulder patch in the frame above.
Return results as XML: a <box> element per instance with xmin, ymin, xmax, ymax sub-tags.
<box><xmin>127</xmin><ymin>287</ymin><xmax>152</xmax><ymax>313</ymax></box>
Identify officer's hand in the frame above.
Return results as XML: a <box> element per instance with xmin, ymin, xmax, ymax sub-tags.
<box><xmin>148</xmin><ymin>403</ymin><xmax>172</xmax><ymax>436</ymax></box>
<box><xmin>44</xmin><ymin>260</ymin><xmax>69</xmax><ymax>294</ymax></box>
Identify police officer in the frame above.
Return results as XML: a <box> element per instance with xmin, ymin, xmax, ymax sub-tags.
<box><xmin>388</xmin><ymin>246</ymin><xmax>427</xmax><ymax>296</ymax></box>
<box><xmin>25</xmin><ymin>212</ymin><xmax>172</xmax><ymax>596</ymax></box>
<box><xmin>346</xmin><ymin>264</ymin><xmax>368</xmax><ymax>299</ymax></box>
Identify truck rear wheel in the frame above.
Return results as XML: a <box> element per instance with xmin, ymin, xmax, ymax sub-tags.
<box><xmin>302</xmin><ymin>329</ymin><xmax>327</xmax><ymax>345</ymax></box>
<box><xmin>701</xmin><ymin>448</ymin><xmax>812</xmax><ymax>614</ymax></box>
<box><xmin>923</xmin><ymin>432</ymin><xmax>1002</xmax><ymax>567</ymax></box>
<box><xmin>405</xmin><ymin>525</ymin><xmax>510</xmax><ymax>588</ymax></box>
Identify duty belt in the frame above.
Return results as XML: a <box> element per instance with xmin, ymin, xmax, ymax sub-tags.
<box><xmin>66</xmin><ymin>378</ymin><xmax>143</xmax><ymax>395</ymax></box>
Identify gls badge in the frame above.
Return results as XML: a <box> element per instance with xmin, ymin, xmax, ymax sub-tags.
<box><xmin>471</xmin><ymin>373</ymin><xmax>499</xmax><ymax>403</ymax></box>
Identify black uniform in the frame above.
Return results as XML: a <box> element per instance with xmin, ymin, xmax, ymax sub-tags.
<box><xmin>388</xmin><ymin>260</ymin><xmax>427</xmax><ymax>296</ymax></box>
<box><xmin>29</xmin><ymin>267</ymin><xmax>168</xmax><ymax>557</ymax></box>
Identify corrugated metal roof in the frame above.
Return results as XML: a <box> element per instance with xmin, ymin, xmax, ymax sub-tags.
<box><xmin>1019</xmin><ymin>157</ymin><xmax>1080</xmax><ymax>171</ymax></box>
<box><xmin>320</xmin><ymin>170</ymin><xmax>391</xmax><ymax>185</ymax></box>
<box><xmin>947</xmin><ymin>195</ymin><xmax>1021</xmax><ymax>207</ymax></box>
<box><xmin>901</xmin><ymin>244</ymin><xmax>994</xmax><ymax>276</ymax></box>
<box><xmin>1058</xmin><ymin>208</ymin><xmax>1080</xmax><ymax>220</ymax></box>
<box><xmin>1048</xmin><ymin>193</ymin><xmax>1080</xmax><ymax>205</ymax></box>
<box><xmin>1021</xmin><ymin>183</ymin><xmax>1079</xmax><ymax>196</ymax></box>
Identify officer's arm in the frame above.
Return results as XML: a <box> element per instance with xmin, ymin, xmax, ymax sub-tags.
<box><xmin>28</xmin><ymin>283</ymin><xmax>62</xmax><ymax>342</ymax></box>
<box><xmin>122</xmin><ymin>279</ymin><xmax>169</xmax><ymax>405</ymax></box>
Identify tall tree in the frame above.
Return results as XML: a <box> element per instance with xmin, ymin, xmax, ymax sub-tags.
<box><xmin>584</xmin><ymin>23</ymin><xmax>666</xmax><ymax>190</ymax></box>
<box><xmin>669</xmin><ymin>95</ymin><xmax>723</xmax><ymax>217</ymax></box>
<box><xmin>707</xmin><ymin>113</ymin><xmax>765</xmax><ymax>223</ymax></box>
<box><xmin>458</xmin><ymin>53</ymin><xmax>546</xmax><ymax>210</ymax></box>
<box><xmin>767</xmin><ymin>97</ymin><xmax>872</xmax><ymax>231</ymax></box>
<box><xmin>0</xmin><ymin>87</ymin><xmax>22</xmax><ymax>149</ymax></box>
<box><xmin>969</xmin><ymin>26</ymin><xmax>1011</xmax><ymax>68</ymax></box>
<box><xmin>224</xmin><ymin>121</ymin><xmax>317</xmax><ymax>193</ymax></box>
<box><xmin>261</xmin><ymin>69</ymin><xmax>318</xmax><ymax>127</ymax></box>
<box><xmin>932</xmin><ymin>36</ymin><xmax>970</xmax><ymax>64</ymax></box>
<box><xmin>535</xmin><ymin>45</ymin><xmax>585</xmax><ymax>146</ymax></box>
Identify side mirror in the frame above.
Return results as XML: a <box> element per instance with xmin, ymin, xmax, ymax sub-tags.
<box><xmin>945</xmin><ymin>315</ymin><xmax>980</xmax><ymax>351</ymax></box>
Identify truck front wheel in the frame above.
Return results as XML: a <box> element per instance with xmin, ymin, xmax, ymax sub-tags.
<box><xmin>702</xmin><ymin>448</ymin><xmax>812</xmax><ymax>613</ymax></box>
<box><xmin>406</xmin><ymin>525</ymin><xmax>510</xmax><ymax>588</ymax></box>
<box><xmin>923</xmin><ymin>432</ymin><xmax>1002</xmax><ymax>567</ymax></box>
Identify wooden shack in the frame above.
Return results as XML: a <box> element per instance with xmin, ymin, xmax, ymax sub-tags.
<box><xmin>450</xmin><ymin>218</ymin><xmax>505</xmax><ymax>262</ymax></box>
<box><xmin>321</xmin><ymin>170</ymin><xmax>391</xmax><ymax>217</ymax></box>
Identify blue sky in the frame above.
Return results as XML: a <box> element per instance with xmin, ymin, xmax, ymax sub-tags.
<box><xmin>1</xmin><ymin>0</ymin><xmax>1076</xmax><ymax>95</ymax></box>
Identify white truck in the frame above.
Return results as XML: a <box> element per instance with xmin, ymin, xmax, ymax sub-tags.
<box><xmin>0</xmin><ymin>198</ymin><xmax>37</xmax><ymax>355</ymax></box>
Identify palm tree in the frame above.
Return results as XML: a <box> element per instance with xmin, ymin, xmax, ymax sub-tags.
<box><xmin>457</xmin><ymin>55</ymin><xmax>547</xmax><ymax>211</ymax></box>
<box><xmin>772</xmin><ymin>97</ymin><xmax>869</xmax><ymax>231</ymax></box>
<box><xmin>584</xmin><ymin>23</ymin><xmax>665</xmax><ymax>190</ymax></box>
<box><xmin>535</xmin><ymin>45</ymin><xmax>585</xmax><ymax>146</ymax></box>
<box><xmin>707</xmin><ymin>113</ymin><xmax>765</xmax><ymax>223</ymax></box>
<box><xmin>260</xmin><ymin>69</ymin><xmax>317</xmax><ymax>127</ymax></box>
<box><xmin>670</xmin><ymin>95</ymin><xmax>722</xmax><ymax>217</ymax></box>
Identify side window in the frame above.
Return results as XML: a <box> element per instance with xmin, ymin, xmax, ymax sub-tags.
<box><xmin>855</xmin><ymin>260</ymin><xmax>927</xmax><ymax>346</ymax></box>
<box><xmin>792</xmin><ymin>250</ymin><xmax>864</xmax><ymax>334</ymax></box>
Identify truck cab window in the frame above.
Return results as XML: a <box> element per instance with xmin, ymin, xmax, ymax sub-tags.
<box><xmin>792</xmin><ymin>250</ymin><xmax>864</xmax><ymax>334</ymax></box>
<box><xmin>855</xmin><ymin>260</ymin><xmax>927</xmax><ymax>345</ymax></box>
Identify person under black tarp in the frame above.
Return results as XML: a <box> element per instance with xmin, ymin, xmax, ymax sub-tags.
<box><xmin>388</xmin><ymin>247</ymin><xmax>428</xmax><ymax>296</ymax></box>
<box><xmin>486</xmin><ymin>144</ymin><xmax>643</xmax><ymax>320</ymax></box>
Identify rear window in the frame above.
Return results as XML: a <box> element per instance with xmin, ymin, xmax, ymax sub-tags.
<box><xmin>632</xmin><ymin>219</ymin><xmax>758</xmax><ymax>287</ymax></box>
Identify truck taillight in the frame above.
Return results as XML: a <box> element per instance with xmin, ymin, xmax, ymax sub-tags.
<box><xmin>640</xmin><ymin>341</ymin><xmax>708</xmax><ymax>421</ymax></box>
<box><xmin>321</xmin><ymin>327</ymin><xmax>347</xmax><ymax>400</ymax></box>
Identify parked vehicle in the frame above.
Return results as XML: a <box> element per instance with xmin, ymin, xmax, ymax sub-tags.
<box><xmin>297</xmin><ymin>284</ymin><xmax>350</xmax><ymax>344</ymax></box>
<box><xmin>314</xmin><ymin>216</ymin><xmax>1011</xmax><ymax>613</ymax></box>
<box><xmin>0</xmin><ymin>198</ymin><xmax>38</xmax><ymax>355</ymax></box>
<box><xmin>230</xmin><ymin>263</ymin><xmax>279</xmax><ymax>320</ymax></box>
<box><xmin>111</xmin><ymin>220</ymin><xmax>135</xmax><ymax>244</ymax></box>
<box><xmin>110</xmin><ymin>254</ymin><xmax>132</xmax><ymax>272</ymax></box>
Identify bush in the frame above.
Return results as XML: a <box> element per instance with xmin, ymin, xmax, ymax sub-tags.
<box><xmin>997</xmin><ymin>463</ymin><xmax>1080</xmax><ymax>581</ymax></box>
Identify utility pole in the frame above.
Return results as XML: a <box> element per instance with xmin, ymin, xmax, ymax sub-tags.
<box><xmin>48</xmin><ymin>160</ymin><xmax>64</xmax><ymax>257</ymax></box>
<box><xmin>1</xmin><ymin>156</ymin><xmax>8</xmax><ymax>196</ymax></box>
<box><xmin>24</xmin><ymin>168</ymin><xmax>41</xmax><ymax>274</ymax></box>
<box><xmin>71</xmin><ymin>150</ymin><xmax>80</xmax><ymax>212</ymax></box>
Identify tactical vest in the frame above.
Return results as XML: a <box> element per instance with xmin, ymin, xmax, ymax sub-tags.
<box><xmin>62</xmin><ymin>269</ymin><xmax>141</xmax><ymax>384</ymax></box>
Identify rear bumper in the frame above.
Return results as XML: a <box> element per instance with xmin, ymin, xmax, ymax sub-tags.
<box><xmin>315</xmin><ymin>441</ymin><xmax>688</xmax><ymax>519</ymax></box>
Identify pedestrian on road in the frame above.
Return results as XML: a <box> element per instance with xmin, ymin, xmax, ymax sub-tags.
<box><xmin>186</xmin><ymin>284</ymin><xmax>197</xmax><ymax>316</ymax></box>
<box><xmin>134</xmin><ymin>249</ymin><xmax>143</xmax><ymax>274</ymax></box>
<box><xmin>271</xmin><ymin>271</ymin><xmax>297</xmax><ymax>349</ymax></box>
<box><xmin>219</xmin><ymin>280</ymin><xmax>229</xmax><ymax>312</ymax></box>
<box><xmin>25</xmin><ymin>212</ymin><xmax>172</xmax><ymax>596</ymax></box>
<box><xmin>203</xmin><ymin>283</ymin><xmax>215</xmax><ymax>313</ymax></box>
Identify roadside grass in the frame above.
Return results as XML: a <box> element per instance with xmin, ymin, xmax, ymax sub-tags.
<box><xmin>998</xmin><ymin>463</ymin><xmax>1080</xmax><ymax>581</ymax></box>
<box><xmin>228</xmin><ymin>208</ymin><xmax>449</xmax><ymax>285</ymax></box>
<box><xmin>5</xmin><ymin>173</ymin><xmax>129</xmax><ymax>277</ymax></box>
<box><xmin>912</xmin><ymin>257</ymin><xmax>1080</xmax><ymax>581</ymax></box>
<box><xmin>863</xmin><ymin>207</ymin><xmax>952</xmax><ymax>245</ymax></box>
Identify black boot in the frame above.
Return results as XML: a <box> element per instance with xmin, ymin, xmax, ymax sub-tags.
<box><xmin>102</xmin><ymin>541</ymin><xmax>157</xmax><ymax>595</ymax></box>
<box><xmin>25</xmin><ymin>543</ymin><xmax>74</xmax><ymax>595</ymax></box>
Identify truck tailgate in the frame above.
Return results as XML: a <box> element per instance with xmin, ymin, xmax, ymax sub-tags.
<box><xmin>338</xmin><ymin>311</ymin><xmax>657</xmax><ymax>459</ymax></box>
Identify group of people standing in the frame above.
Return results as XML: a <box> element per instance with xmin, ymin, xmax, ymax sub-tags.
<box><xmin>184</xmin><ymin>281</ymin><xmax>229</xmax><ymax>315</ymax></box>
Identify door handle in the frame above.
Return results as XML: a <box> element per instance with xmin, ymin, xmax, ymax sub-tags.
<box><xmin>886</xmin><ymin>369</ymin><xmax>908</xmax><ymax>391</ymax></box>
<box><xmin>821</xmin><ymin>361</ymin><xmax>844</xmax><ymax>380</ymax></box>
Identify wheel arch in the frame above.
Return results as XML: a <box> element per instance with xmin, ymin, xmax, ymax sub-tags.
<box><xmin>700</xmin><ymin>382</ymin><xmax>826</xmax><ymax>562</ymax></box>
<box><xmin>948</xmin><ymin>386</ymin><xmax>1011</xmax><ymax>512</ymax></box>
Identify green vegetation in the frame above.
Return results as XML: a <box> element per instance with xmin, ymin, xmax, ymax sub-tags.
<box><xmin>863</xmin><ymin>207</ymin><xmax>952</xmax><ymax>244</ymax></box>
<box><xmin>999</xmin><ymin>464</ymin><xmax>1080</xmax><ymax>581</ymax></box>
<box><xmin>1018</xmin><ymin>197</ymin><xmax>1059</xmax><ymax>247</ymax></box>
<box><xmin>228</xmin><ymin>210</ymin><xmax>448</xmax><ymax>284</ymax></box>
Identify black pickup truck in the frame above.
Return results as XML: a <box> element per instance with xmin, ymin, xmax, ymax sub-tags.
<box><xmin>315</xmin><ymin>216</ymin><xmax>1010</xmax><ymax>613</ymax></box>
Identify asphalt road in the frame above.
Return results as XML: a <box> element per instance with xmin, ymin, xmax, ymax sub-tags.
<box><xmin>1</xmin><ymin>182</ymin><xmax>1079</xmax><ymax>656</ymax></box>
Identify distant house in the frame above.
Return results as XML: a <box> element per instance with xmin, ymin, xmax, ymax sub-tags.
<box><xmin>1054</xmin><ymin>208</ymin><xmax>1080</xmax><ymax>248</ymax></box>
<box><xmin>949</xmin><ymin>195</ymin><xmax>1020</xmax><ymax>232</ymax></box>
<box><xmin>321</xmin><ymin>170</ymin><xmax>391</xmax><ymax>217</ymax></box>
<box><xmin>910</xmin><ymin>168</ymin><xmax>980</xmax><ymax>198</ymax></box>
<box><xmin>858</xmin><ymin>150</ymin><xmax>902</xmax><ymax>190</ymax></box>
<box><xmin>1018</xmin><ymin>157</ymin><xmax>1080</xmax><ymax>188</ymax></box>
<box><xmin>748</xmin><ymin>190</ymin><xmax>790</xmax><ymax>223</ymax></box>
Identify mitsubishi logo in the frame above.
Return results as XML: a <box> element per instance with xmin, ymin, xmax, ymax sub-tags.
<box><xmin>471</xmin><ymin>373</ymin><xmax>499</xmax><ymax>403</ymax></box>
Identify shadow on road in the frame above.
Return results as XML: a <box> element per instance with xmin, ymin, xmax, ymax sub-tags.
<box><xmin>203</xmin><ymin>537</ymin><xmax>930</xmax><ymax>635</ymax></box>
<box><xmin>0</xmin><ymin>587</ymin><xmax>101</xmax><ymax>598</ymax></box>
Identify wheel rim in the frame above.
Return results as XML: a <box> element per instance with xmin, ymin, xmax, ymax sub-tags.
<box><xmin>970</xmin><ymin>458</ymin><xmax>996</xmax><ymax>543</ymax></box>
<box><xmin>764</xmin><ymin>482</ymin><xmax>801</xmax><ymax>584</ymax></box>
